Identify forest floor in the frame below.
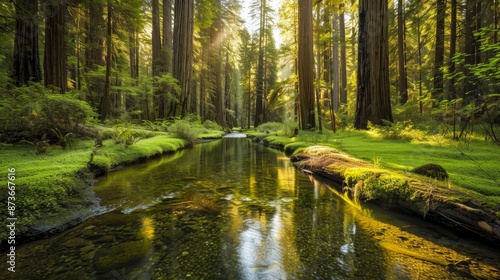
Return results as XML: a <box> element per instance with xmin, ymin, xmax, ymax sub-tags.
<box><xmin>246</xmin><ymin>129</ymin><xmax>500</xmax><ymax>245</ymax></box>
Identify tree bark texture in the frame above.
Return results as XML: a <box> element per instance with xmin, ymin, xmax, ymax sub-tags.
<box><xmin>398</xmin><ymin>0</ymin><xmax>408</xmax><ymax>104</ymax></box>
<box><xmin>464</xmin><ymin>0</ymin><xmax>480</xmax><ymax>102</ymax></box>
<box><xmin>448</xmin><ymin>0</ymin><xmax>457</xmax><ymax>100</ymax></box>
<box><xmin>339</xmin><ymin>4</ymin><xmax>348</xmax><ymax>105</ymax></box>
<box><xmin>44</xmin><ymin>0</ymin><xmax>67</xmax><ymax>93</ymax></box>
<box><xmin>85</xmin><ymin>1</ymin><xmax>105</xmax><ymax>70</ymax></box>
<box><xmin>99</xmin><ymin>0</ymin><xmax>112</xmax><ymax>121</ymax></box>
<box><xmin>172</xmin><ymin>0</ymin><xmax>194</xmax><ymax>118</ymax></box>
<box><xmin>254</xmin><ymin>0</ymin><xmax>266</xmax><ymax>127</ymax></box>
<box><xmin>152</xmin><ymin>0</ymin><xmax>161</xmax><ymax>76</ymax></box>
<box><xmin>12</xmin><ymin>0</ymin><xmax>42</xmax><ymax>86</ymax></box>
<box><xmin>354</xmin><ymin>0</ymin><xmax>393</xmax><ymax>129</ymax></box>
<box><xmin>298</xmin><ymin>0</ymin><xmax>316</xmax><ymax>130</ymax></box>
<box><xmin>432</xmin><ymin>0</ymin><xmax>446</xmax><ymax>103</ymax></box>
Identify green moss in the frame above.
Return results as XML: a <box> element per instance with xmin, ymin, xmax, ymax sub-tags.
<box><xmin>343</xmin><ymin>167</ymin><xmax>412</xmax><ymax>204</ymax></box>
<box><xmin>284</xmin><ymin>142</ymin><xmax>309</xmax><ymax>155</ymax></box>
<box><xmin>88</xmin><ymin>155</ymin><xmax>111</xmax><ymax>175</ymax></box>
<box><xmin>411</xmin><ymin>163</ymin><xmax>449</xmax><ymax>181</ymax></box>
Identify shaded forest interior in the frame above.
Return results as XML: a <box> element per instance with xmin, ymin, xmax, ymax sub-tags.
<box><xmin>1</xmin><ymin>0</ymin><xmax>499</xmax><ymax>142</ymax></box>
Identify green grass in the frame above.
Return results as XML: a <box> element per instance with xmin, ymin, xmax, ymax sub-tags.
<box><xmin>250</xmin><ymin>129</ymin><xmax>500</xmax><ymax>204</ymax></box>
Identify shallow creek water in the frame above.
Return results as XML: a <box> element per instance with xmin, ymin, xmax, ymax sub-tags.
<box><xmin>2</xmin><ymin>138</ymin><xmax>500</xmax><ymax>279</ymax></box>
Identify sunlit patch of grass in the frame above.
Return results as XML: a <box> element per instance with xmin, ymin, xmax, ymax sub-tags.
<box><xmin>260</xmin><ymin>128</ymin><xmax>500</xmax><ymax>204</ymax></box>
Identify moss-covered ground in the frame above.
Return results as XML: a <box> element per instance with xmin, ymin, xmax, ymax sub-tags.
<box><xmin>246</xmin><ymin>129</ymin><xmax>500</xmax><ymax>207</ymax></box>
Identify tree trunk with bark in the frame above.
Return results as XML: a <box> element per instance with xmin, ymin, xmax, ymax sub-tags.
<box><xmin>12</xmin><ymin>0</ymin><xmax>42</xmax><ymax>86</ymax></box>
<box><xmin>432</xmin><ymin>0</ymin><xmax>446</xmax><ymax>104</ymax></box>
<box><xmin>44</xmin><ymin>0</ymin><xmax>67</xmax><ymax>93</ymax></box>
<box><xmin>354</xmin><ymin>0</ymin><xmax>393</xmax><ymax>129</ymax></box>
<box><xmin>172</xmin><ymin>0</ymin><xmax>194</xmax><ymax>118</ymax></box>
<box><xmin>85</xmin><ymin>1</ymin><xmax>105</xmax><ymax>70</ymax></box>
<box><xmin>398</xmin><ymin>0</ymin><xmax>408</xmax><ymax>104</ymax></box>
<box><xmin>298</xmin><ymin>0</ymin><xmax>316</xmax><ymax>130</ymax></box>
<box><xmin>339</xmin><ymin>4</ymin><xmax>348</xmax><ymax>106</ymax></box>
<box><xmin>99</xmin><ymin>0</ymin><xmax>112</xmax><ymax>121</ymax></box>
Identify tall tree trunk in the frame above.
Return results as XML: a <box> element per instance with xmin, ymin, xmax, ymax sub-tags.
<box><xmin>129</xmin><ymin>26</ymin><xmax>138</xmax><ymax>80</ymax></box>
<box><xmin>432</xmin><ymin>0</ymin><xmax>446</xmax><ymax>104</ymax></box>
<box><xmin>298</xmin><ymin>0</ymin><xmax>316</xmax><ymax>130</ymax></box>
<box><xmin>12</xmin><ymin>0</ymin><xmax>42</xmax><ymax>86</ymax></box>
<box><xmin>315</xmin><ymin>2</ymin><xmax>322</xmax><ymax>132</ymax></box>
<box><xmin>448</xmin><ymin>0</ymin><xmax>457</xmax><ymax>100</ymax></box>
<box><xmin>99</xmin><ymin>0</ymin><xmax>112</xmax><ymax>121</ymax></box>
<box><xmin>397</xmin><ymin>0</ymin><xmax>408</xmax><ymax>104</ymax></box>
<box><xmin>354</xmin><ymin>0</ymin><xmax>393</xmax><ymax>129</ymax></box>
<box><xmin>254</xmin><ymin>0</ymin><xmax>266</xmax><ymax>127</ymax></box>
<box><xmin>332</xmin><ymin>10</ymin><xmax>340</xmax><ymax>111</ymax></box>
<box><xmin>339</xmin><ymin>4</ymin><xmax>348</xmax><ymax>106</ymax></box>
<box><xmin>44</xmin><ymin>0</ymin><xmax>67</xmax><ymax>93</ymax></box>
<box><xmin>152</xmin><ymin>0</ymin><xmax>161</xmax><ymax>76</ymax></box>
<box><xmin>86</xmin><ymin>2</ymin><xmax>105</xmax><ymax>70</ymax></box>
<box><xmin>160</xmin><ymin>0</ymin><xmax>172</xmax><ymax>118</ymax></box>
<box><xmin>224</xmin><ymin>50</ymin><xmax>231</xmax><ymax>125</ymax></box>
<box><xmin>163</xmin><ymin>0</ymin><xmax>172</xmax><ymax>71</ymax></box>
<box><xmin>464</xmin><ymin>0</ymin><xmax>480</xmax><ymax>103</ymax></box>
<box><xmin>172</xmin><ymin>0</ymin><xmax>194</xmax><ymax>118</ymax></box>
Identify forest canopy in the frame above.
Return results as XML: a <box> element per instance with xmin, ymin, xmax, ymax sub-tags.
<box><xmin>0</xmin><ymin>0</ymin><xmax>499</xmax><ymax>144</ymax></box>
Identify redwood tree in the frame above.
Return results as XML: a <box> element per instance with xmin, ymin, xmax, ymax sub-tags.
<box><xmin>12</xmin><ymin>0</ymin><xmax>42</xmax><ymax>86</ymax></box>
<box><xmin>354</xmin><ymin>0</ymin><xmax>393</xmax><ymax>129</ymax></box>
<box><xmin>432</xmin><ymin>0</ymin><xmax>446</xmax><ymax>103</ymax></box>
<box><xmin>44</xmin><ymin>0</ymin><xmax>67</xmax><ymax>93</ymax></box>
<box><xmin>172</xmin><ymin>0</ymin><xmax>194</xmax><ymax>117</ymax></box>
<box><xmin>298</xmin><ymin>0</ymin><xmax>315</xmax><ymax>130</ymax></box>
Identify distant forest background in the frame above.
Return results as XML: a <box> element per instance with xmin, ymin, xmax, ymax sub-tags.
<box><xmin>1</xmin><ymin>0</ymin><xmax>499</xmax><ymax>143</ymax></box>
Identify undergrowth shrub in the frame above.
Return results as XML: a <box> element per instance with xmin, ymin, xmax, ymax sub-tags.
<box><xmin>203</xmin><ymin>120</ymin><xmax>222</xmax><ymax>131</ymax></box>
<box><xmin>0</xmin><ymin>83</ymin><xmax>96</xmax><ymax>144</ymax></box>
<box><xmin>168</xmin><ymin>120</ymin><xmax>200</xmax><ymax>145</ymax></box>
<box><xmin>112</xmin><ymin>126</ymin><xmax>142</xmax><ymax>147</ymax></box>
<box><xmin>369</xmin><ymin>120</ymin><xmax>427</xmax><ymax>141</ymax></box>
<box><xmin>257</xmin><ymin>122</ymin><xmax>284</xmax><ymax>133</ymax></box>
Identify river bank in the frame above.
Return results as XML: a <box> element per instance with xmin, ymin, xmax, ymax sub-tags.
<box><xmin>2</xmin><ymin>129</ymin><xmax>499</xmax><ymax>249</ymax></box>
<box><xmin>0</xmin><ymin>131</ymin><xmax>225</xmax><ymax>247</ymax></box>
<box><xmin>249</xmin><ymin>133</ymin><xmax>500</xmax><ymax>246</ymax></box>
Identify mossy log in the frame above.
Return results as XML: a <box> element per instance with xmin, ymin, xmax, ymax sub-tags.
<box><xmin>290</xmin><ymin>146</ymin><xmax>500</xmax><ymax>246</ymax></box>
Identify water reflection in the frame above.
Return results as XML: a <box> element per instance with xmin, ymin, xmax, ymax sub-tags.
<box><xmin>1</xmin><ymin>139</ymin><xmax>499</xmax><ymax>279</ymax></box>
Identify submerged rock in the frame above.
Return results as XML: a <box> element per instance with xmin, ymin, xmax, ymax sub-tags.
<box><xmin>93</xmin><ymin>240</ymin><xmax>151</xmax><ymax>273</ymax></box>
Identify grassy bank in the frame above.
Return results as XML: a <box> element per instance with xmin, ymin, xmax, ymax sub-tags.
<box><xmin>247</xmin><ymin>129</ymin><xmax>500</xmax><ymax>207</ymax></box>
<box><xmin>0</xmin><ymin>127</ymin><xmax>223</xmax><ymax>244</ymax></box>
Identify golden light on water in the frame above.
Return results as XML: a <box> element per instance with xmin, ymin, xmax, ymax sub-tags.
<box><xmin>141</xmin><ymin>217</ymin><xmax>155</xmax><ymax>240</ymax></box>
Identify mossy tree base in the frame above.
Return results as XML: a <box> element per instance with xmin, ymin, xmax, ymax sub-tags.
<box><xmin>291</xmin><ymin>146</ymin><xmax>500</xmax><ymax>245</ymax></box>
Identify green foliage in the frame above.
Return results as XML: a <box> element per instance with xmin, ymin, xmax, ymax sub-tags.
<box><xmin>142</xmin><ymin>119</ymin><xmax>170</xmax><ymax>132</ymax></box>
<box><xmin>257</xmin><ymin>122</ymin><xmax>284</xmax><ymax>133</ymax></box>
<box><xmin>0</xmin><ymin>84</ymin><xmax>97</xmax><ymax>143</ymax></box>
<box><xmin>111</xmin><ymin>126</ymin><xmax>141</xmax><ymax>147</ymax></box>
<box><xmin>87</xmin><ymin>154</ymin><xmax>111</xmax><ymax>175</ymax></box>
<box><xmin>20</xmin><ymin>137</ymin><xmax>50</xmax><ymax>155</ymax></box>
<box><xmin>284</xmin><ymin>142</ymin><xmax>309</xmax><ymax>155</ymax></box>
<box><xmin>368</xmin><ymin>120</ymin><xmax>427</xmax><ymax>142</ymax></box>
<box><xmin>168</xmin><ymin>120</ymin><xmax>200</xmax><ymax>145</ymax></box>
<box><xmin>203</xmin><ymin>120</ymin><xmax>222</xmax><ymax>131</ymax></box>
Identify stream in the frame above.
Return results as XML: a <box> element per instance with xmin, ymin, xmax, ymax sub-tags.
<box><xmin>2</xmin><ymin>138</ymin><xmax>500</xmax><ymax>279</ymax></box>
